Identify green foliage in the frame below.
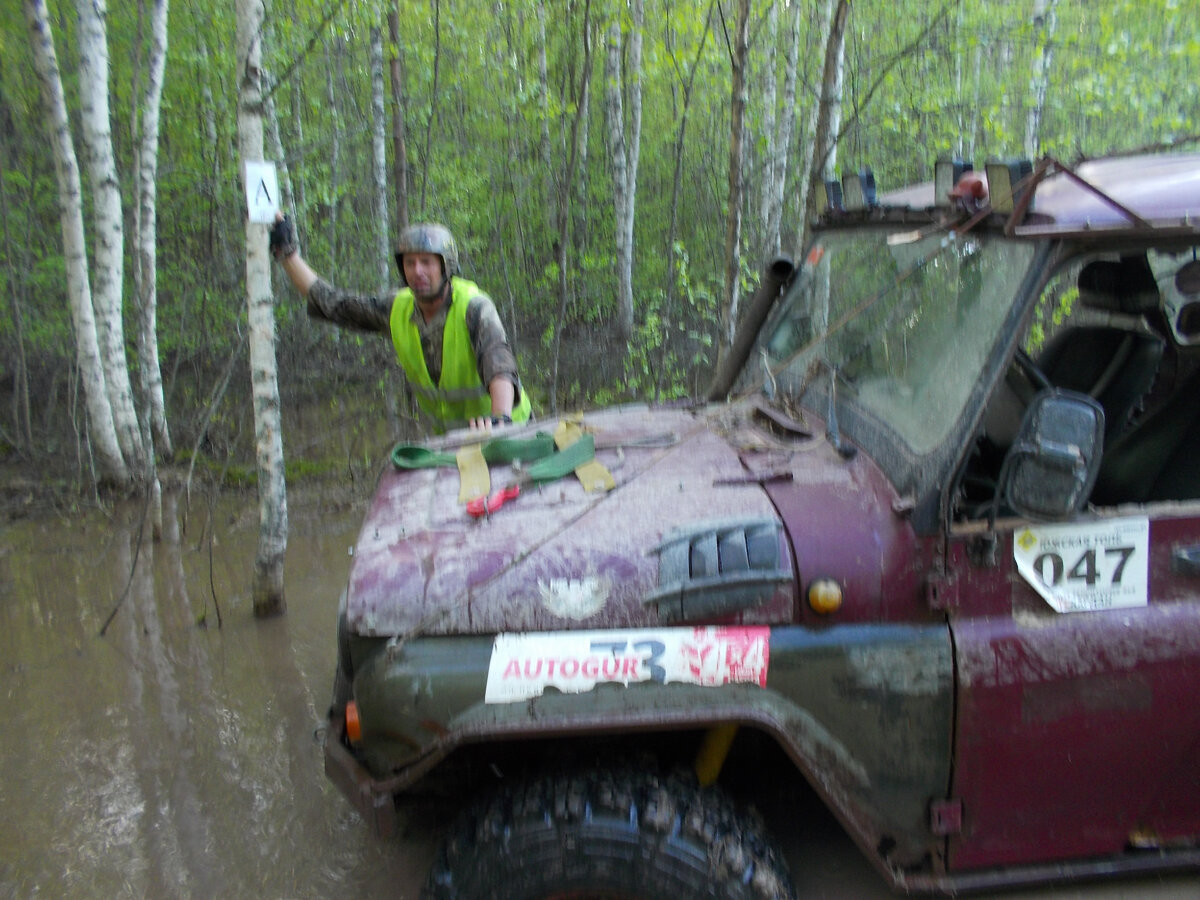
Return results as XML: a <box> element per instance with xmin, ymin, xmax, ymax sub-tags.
<box><xmin>618</xmin><ymin>239</ymin><xmax>719</xmax><ymax>402</ymax></box>
<box><xmin>4</xmin><ymin>0</ymin><xmax>1197</xmax><ymax>460</ymax></box>
<box><xmin>1025</xmin><ymin>284</ymin><xmax>1079</xmax><ymax>355</ymax></box>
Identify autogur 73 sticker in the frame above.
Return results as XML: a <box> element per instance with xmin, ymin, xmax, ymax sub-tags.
<box><xmin>1013</xmin><ymin>517</ymin><xmax>1149</xmax><ymax>614</ymax></box>
<box><xmin>485</xmin><ymin>626</ymin><xmax>769</xmax><ymax>704</ymax></box>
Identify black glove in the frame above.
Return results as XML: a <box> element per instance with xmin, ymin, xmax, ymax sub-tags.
<box><xmin>269</xmin><ymin>215</ymin><xmax>296</xmax><ymax>261</ymax></box>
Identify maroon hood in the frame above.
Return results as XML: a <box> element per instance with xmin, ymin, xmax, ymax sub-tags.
<box><xmin>344</xmin><ymin>404</ymin><xmax>804</xmax><ymax>637</ymax></box>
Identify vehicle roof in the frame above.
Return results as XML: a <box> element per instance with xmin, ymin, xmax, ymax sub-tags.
<box><xmin>876</xmin><ymin>152</ymin><xmax>1200</xmax><ymax>234</ymax></box>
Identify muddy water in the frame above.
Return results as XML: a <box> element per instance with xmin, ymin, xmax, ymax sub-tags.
<box><xmin>1</xmin><ymin>490</ymin><xmax>1197</xmax><ymax>899</ymax></box>
<box><xmin>0</xmin><ymin>490</ymin><xmax>430</xmax><ymax>898</ymax></box>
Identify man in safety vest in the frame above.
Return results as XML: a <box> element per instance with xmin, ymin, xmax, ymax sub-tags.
<box><xmin>269</xmin><ymin>214</ymin><xmax>531</xmax><ymax>432</ymax></box>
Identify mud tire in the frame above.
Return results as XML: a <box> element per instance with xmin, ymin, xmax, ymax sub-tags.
<box><xmin>422</xmin><ymin>766</ymin><xmax>796</xmax><ymax>900</ymax></box>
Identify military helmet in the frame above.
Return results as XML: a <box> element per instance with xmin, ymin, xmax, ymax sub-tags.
<box><xmin>395</xmin><ymin>223</ymin><xmax>460</xmax><ymax>285</ymax></box>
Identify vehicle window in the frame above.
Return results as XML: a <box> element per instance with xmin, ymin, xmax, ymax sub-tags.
<box><xmin>1089</xmin><ymin>247</ymin><xmax>1200</xmax><ymax>506</ymax></box>
<box><xmin>962</xmin><ymin>245</ymin><xmax>1200</xmax><ymax>519</ymax></box>
<box><xmin>759</xmin><ymin>230</ymin><xmax>1035</xmax><ymax>455</ymax></box>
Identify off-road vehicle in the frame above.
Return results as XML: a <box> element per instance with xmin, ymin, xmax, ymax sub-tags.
<box><xmin>323</xmin><ymin>151</ymin><xmax>1200</xmax><ymax>898</ymax></box>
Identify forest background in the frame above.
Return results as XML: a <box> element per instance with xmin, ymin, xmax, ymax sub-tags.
<box><xmin>3</xmin><ymin>0</ymin><xmax>1198</xmax><ymax>607</ymax></box>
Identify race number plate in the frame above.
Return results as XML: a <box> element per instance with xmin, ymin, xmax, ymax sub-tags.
<box><xmin>485</xmin><ymin>627</ymin><xmax>770</xmax><ymax>704</ymax></box>
<box><xmin>1013</xmin><ymin>517</ymin><xmax>1149</xmax><ymax>614</ymax></box>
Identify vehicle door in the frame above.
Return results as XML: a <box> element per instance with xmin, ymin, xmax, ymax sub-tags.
<box><xmin>945</xmin><ymin>250</ymin><xmax>1200</xmax><ymax>870</ymax></box>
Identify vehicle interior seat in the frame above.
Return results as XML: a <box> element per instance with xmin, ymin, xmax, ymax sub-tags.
<box><xmin>1091</xmin><ymin>363</ymin><xmax>1200</xmax><ymax>505</ymax></box>
<box><xmin>1034</xmin><ymin>258</ymin><xmax>1166</xmax><ymax>447</ymax></box>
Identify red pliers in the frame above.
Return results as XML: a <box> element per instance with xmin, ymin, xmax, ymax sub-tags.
<box><xmin>467</xmin><ymin>484</ymin><xmax>520</xmax><ymax>518</ymax></box>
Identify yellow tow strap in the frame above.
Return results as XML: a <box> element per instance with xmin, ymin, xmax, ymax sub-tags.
<box><xmin>456</xmin><ymin>444</ymin><xmax>490</xmax><ymax>503</ymax></box>
<box><xmin>553</xmin><ymin>421</ymin><xmax>615</xmax><ymax>493</ymax></box>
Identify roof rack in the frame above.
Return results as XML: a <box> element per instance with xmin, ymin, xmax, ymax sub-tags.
<box><xmin>819</xmin><ymin>151</ymin><xmax>1200</xmax><ymax>238</ymax></box>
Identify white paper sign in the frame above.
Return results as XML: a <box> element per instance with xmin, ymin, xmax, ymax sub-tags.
<box><xmin>485</xmin><ymin>626</ymin><xmax>770</xmax><ymax>704</ymax></box>
<box><xmin>244</xmin><ymin>161</ymin><xmax>280</xmax><ymax>223</ymax></box>
<box><xmin>1013</xmin><ymin>517</ymin><xmax>1149</xmax><ymax>614</ymax></box>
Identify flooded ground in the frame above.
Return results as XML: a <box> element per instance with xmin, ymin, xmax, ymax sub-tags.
<box><xmin>0</xmin><ymin>487</ymin><xmax>429</xmax><ymax>898</ymax></box>
<box><xmin>1</xmin><ymin>487</ymin><xmax>1197</xmax><ymax>899</ymax></box>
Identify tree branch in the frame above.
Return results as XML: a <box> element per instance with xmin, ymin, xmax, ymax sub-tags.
<box><xmin>822</xmin><ymin>4</ymin><xmax>953</xmax><ymax>173</ymax></box>
<box><xmin>262</xmin><ymin>0</ymin><xmax>353</xmax><ymax>104</ymax></box>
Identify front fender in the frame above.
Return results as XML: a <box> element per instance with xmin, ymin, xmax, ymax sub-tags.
<box><xmin>332</xmin><ymin>623</ymin><xmax>953</xmax><ymax>865</ymax></box>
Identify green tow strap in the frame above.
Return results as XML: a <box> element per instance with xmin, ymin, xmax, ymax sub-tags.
<box><xmin>525</xmin><ymin>432</ymin><xmax>595</xmax><ymax>484</ymax></box>
<box><xmin>390</xmin><ymin>430</ymin><xmax>592</xmax><ymax>484</ymax></box>
<box><xmin>391</xmin><ymin>432</ymin><xmax>556</xmax><ymax>469</ymax></box>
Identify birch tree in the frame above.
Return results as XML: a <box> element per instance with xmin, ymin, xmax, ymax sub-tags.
<box><xmin>550</xmin><ymin>0</ymin><xmax>595</xmax><ymax>412</ymax></box>
<box><xmin>764</xmin><ymin>0</ymin><xmax>801</xmax><ymax>257</ymax></box>
<box><xmin>76</xmin><ymin>0</ymin><xmax>147</xmax><ymax>478</ymax></box>
<box><xmin>657</xmin><ymin>0</ymin><xmax>714</xmax><ymax>400</ymax></box>
<box><xmin>604</xmin><ymin>0</ymin><xmax>644</xmax><ymax>342</ymax></box>
<box><xmin>325</xmin><ymin>38</ymin><xmax>343</xmax><ymax>262</ymax></box>
<box><xmin>388</xmin><ymin>8</ymin><xmax>410</xmax><ymax>230</ymax></box>
<box><xmin>24</xmin><ymin>0</ymin><xmax>128</xmax><ymax>485</ymax></box>
<box><xmin>419</xmin><ymin>0</ymin><xmax>444</xmax><ymax>213</ymax></box>
<box><xmin>716</xmin><ymin>0</ymin><xmax>750</xmax><ymax>362</ymax></box>
<box><xmin>237</xmin><ymin>0</ymin><xmax>288</xmax><ymax>617</ymax></box>
<box><xmin>0</xmin><ymin>78</ymin><xmax>34</xmax><ymax>456</ymax></box>
<box><xmin>537</xmin><ymin>0</ymin><xmax>553</xmax><ymax>233</ymax></box>
<box><xmin>793</xmin><ymin>0</ymin><xmax>848</xmax><ymax>260</ymax></box>
<box><xmin>1025</xmin><ymin>0</ymin><xmax>1059</xmax><ymax>158</ymax></box>
<box><xmin>263</xmin><ymin>17</ymin><xmax>297</xmax><ymax>235</ymax></box>
<box><xmin>755</xmin><ymin>0</ymin><xmax>779</xmax><ymax>260</ymax></box>
<box><xmin>371</xmin><ymin>23</ymin><xmax>391</xmax><ymax>295</ymax></box>
<box><xmin>132</xmin><ymin>0</ymin><xmax>172</xmax><ymax>465</ymax></box>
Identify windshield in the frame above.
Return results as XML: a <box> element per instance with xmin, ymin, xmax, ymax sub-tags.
<box><xmin>753</xmin><ymin>227</ymin><xmax>1036</xmax><ymax>455</ymax></box>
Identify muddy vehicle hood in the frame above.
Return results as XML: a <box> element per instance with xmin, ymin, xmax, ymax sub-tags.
<box><xmin>343</xmin><ymin>402</ymin><xmax>848</xmax><ymax>637</ymax></box>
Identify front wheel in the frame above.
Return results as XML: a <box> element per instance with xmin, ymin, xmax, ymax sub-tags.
<box><xmin>423</xmin><ymin>766</ymin><xmax>796</xmax><ymax>900</ymax></box>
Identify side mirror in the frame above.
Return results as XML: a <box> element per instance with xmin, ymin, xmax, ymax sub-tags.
<box><xmin>1000</xmin><ymin>389</ymin><xmax>1104</xmax><ymax>521</ymax></box>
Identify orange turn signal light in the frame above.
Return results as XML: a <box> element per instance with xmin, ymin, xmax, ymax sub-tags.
<box><xmin>808</xmin><ymin>578</ymin><xmax>844</xmax><ymax>615</ymax></box>
<box><xmin>345</xmin><ymin>700</ymin><xmax>362</xmax><ymax>744</ymax></box>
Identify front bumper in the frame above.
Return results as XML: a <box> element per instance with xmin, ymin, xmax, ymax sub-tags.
<box><xmin>323</xmin><ymin>715</ymin><xmax>402</xmax><ymax>837</ymax></box>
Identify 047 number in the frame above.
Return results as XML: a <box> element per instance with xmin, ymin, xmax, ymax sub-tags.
<box><xmin>1032</xmin><ymin>546</ymin><xmax>1135</xmax><ymax>587</ymax></box>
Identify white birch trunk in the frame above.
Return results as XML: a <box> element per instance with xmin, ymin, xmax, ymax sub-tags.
<box><xmin>801</xmin><ymin>0</ymin><xmax>848</xmax><ymax>340</ymax></box>
<box><xmin>0</xmin><ymin>176</ymin><xmax>34</xmax><ymax>452</ymax></box>
<box><xmin>237</xmin><ymin>0</ymin><xmax>287</xmax><ymax>617</ymax></box>
<box><xmin>370</xmin><ymin>24</ymin><xmax>391</xmax><ymax>296</ymax></box>
<box><xmin>290</xmin><ymin>91</ymin><xmax>306</xmax><ymax>215</ymax></box>
<box><xmin>325</xmin><ymin>39</ymin><xmax>342</xmax><ymax>264</ymax></box>
<box><xmin>966</xmin><ymin>41</ymin><xmax>983</xmax><ymax>161</ymax></box>
<box><xmin>757</xmin><ymin>0</ymin><xmax>779</xmax><ymax>256</ymax></box>
<box><xmin>791</xmin><ymin>0</ymin><xmax>846</xmax><ymax>262</ymax></box>
<box><xmin>604</xmin><ymin>21</ymin><xmax>631</xmax><ymax>339</ymax></box>
<box><xmin>261</xmin><ymin>7</ymin><xmax>296</xmax><ymax>226</ymax></box>
<box><xmin>537</xmin><ymin>0</ymin><xmax>553</xmax><ymax>231</ymax></box>
<box><xmin>821</xmin><ymin>4</ymin><xmax>847</xmax><ymax>185</ymax></box>
<box><xmin>388</xmin><ymin>10</ymin><xmax>410</xmax><ymax>229</ymax></box>
<box><xmin>577</xmin><ymin>76</ymin><xmax>591</xmax><ymax>232</ymax></box>
<box><xmin>263</xmin><ymin>65</ymin><xmax>296</xmax><ymax>235</ymax></box>
<box><xmin>627</xmin><ymin>0</ymin><xmax>643</xmax><ymax>320</ymax></box>
<box><xmin>766</xmin><ymin>0</ymin><xmax>800</xmax><ymax>257</ymax></box>
<box><xmin>604</xmin><ymin>0</ymin><xmax>643</xmax><ymax>343</ymax></box>
<box><xmin>23</xmin><ymin>0</ymin><xmax>128</xmax><ymax>485</ymax></box>
<box><xmin>789</xmin><ymin>0</ymin><xmax>831</xmax><ymax>249</ymax></box>
<box><xmin>719</xmin><ymin>0</ymin><xmax>751</xmax><ymax>357</ymax></box>
<box><xmin>133</xmin><ymin>0</ymin><xmax>172</xmax><ymax>462</ymax></box>
<box><xmin>76</xmin><ymin>0</ymin><xmax>146</xmax><ymax>477</ymax></box>
<box><xmin>266</xmin><ymin>96</ymin><xmax>296</xmax><ymax>224</ymax></box>
<box><xmin>1025</xmin><ymin>0</ymin><xmax>1058</xmax><ymax>159</ymax></box>
<box><xmin>953</xmin><ymin>1</ymin><xmax>965</xmax><ymax>158</ymax></box>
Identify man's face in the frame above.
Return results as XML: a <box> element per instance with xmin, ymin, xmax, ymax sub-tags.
<box><xmin>403</xmin><ymin>252</ymin><xmax>445</xmax><ymax>301</ymax></box>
